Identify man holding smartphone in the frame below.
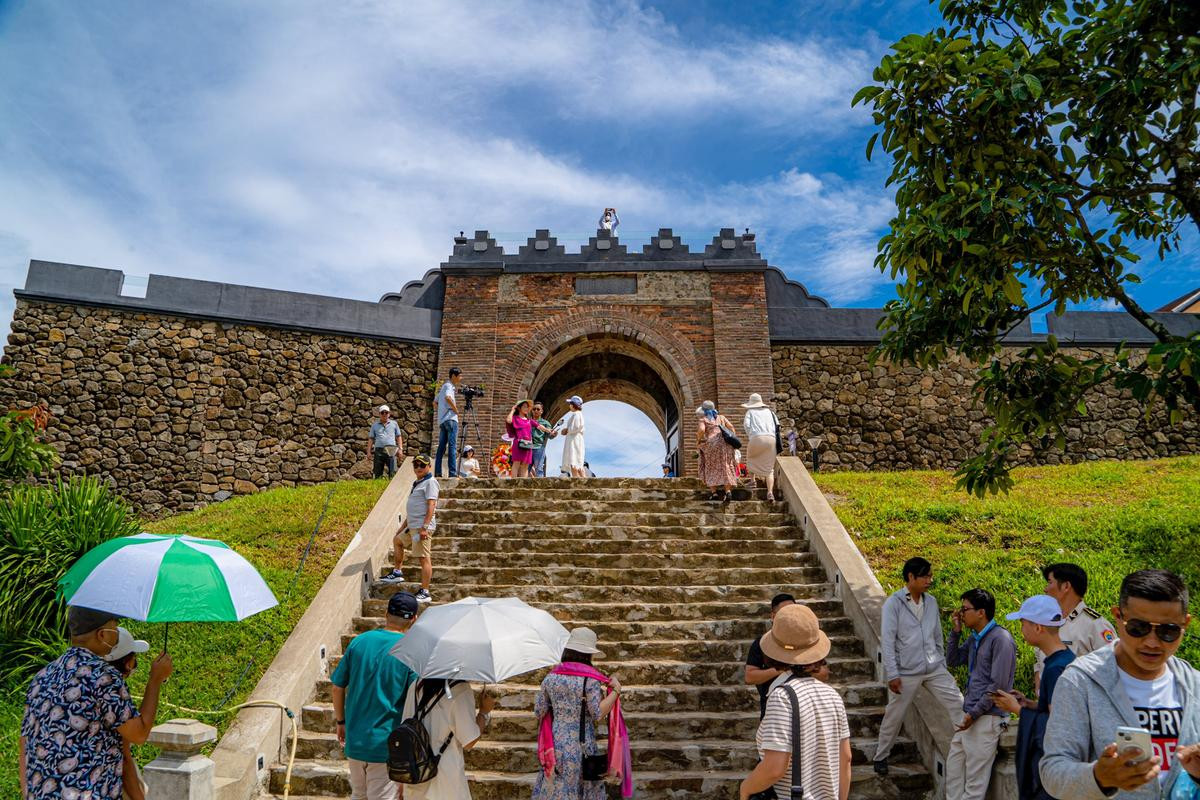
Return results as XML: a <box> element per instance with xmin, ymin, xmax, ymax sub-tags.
<box><xmin>1041</xmin><ymin>569</ymin><xmax>1198</xmax><ymax>799</ymax></box>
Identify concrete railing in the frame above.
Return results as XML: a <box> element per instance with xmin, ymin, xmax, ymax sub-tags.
<box><xmin>775</xmin><ymin>456</ymin><xmax>1016</xmax><ymax>799</ymax></box>
<box><xmin>207</xmin><ymin>461</ymin><xmax>415</xmax><ymax>800</ymax></box>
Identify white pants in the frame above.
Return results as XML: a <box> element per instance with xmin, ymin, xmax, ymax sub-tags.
<box><xmin>945</xmin><ymin>714</ymin><xmax>1005</xmax><ymax>800</ymax></box>
<box><xmin>347</xmin><ymin>759</ymin><xmax>399</xmax><ymax>800</ymax></box>
<box><xmin>874</xmin><ymin>668</ymin><xmax>964</xmax><ymax>760</ymax></box>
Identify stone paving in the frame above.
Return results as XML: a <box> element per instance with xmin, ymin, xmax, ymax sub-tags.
<box><xmin>268</xmin><ymin>478</ymin><xmax>932</xmax><ymax>799</ymax></box>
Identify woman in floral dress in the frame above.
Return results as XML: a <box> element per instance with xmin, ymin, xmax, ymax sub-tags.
<box><xmin>697</xmin><ymin>399</ymin><xmax>739</xmax><ymax>501</ymax></box>
<box><xmin>533</xmin><ymin>628</ymin><xmax>625</xmax><ymax>800</ymax></box>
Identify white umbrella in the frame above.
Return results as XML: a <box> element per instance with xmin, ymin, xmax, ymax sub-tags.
<box><xmin>389</xmin><ymin>596</ymin><xmax>568</xmax><ymax>683</ymax></box>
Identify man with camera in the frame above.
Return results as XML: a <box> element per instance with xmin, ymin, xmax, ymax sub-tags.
<box><xmin>435</xmin><ymin>368</ymin><xmax>462</xmax><ymax>478</ymax></box>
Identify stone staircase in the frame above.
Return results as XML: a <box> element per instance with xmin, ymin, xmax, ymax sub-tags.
<box><xmin>267</xmin><ymin>478</ymin><xmax>932</xmax><ymax>799</ymax></box>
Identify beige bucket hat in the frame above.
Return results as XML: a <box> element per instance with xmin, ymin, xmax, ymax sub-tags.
<box><xmin>741</xmin><ymin>393</ymin><xmax>767</xmax><ymax>408</ymax></box>
<box><xmin>564</xmin><ymin>627</ymin><xmax>605</xmax><ymax>658</ymax></box>
<box><xmin>758</xmin><ymin>604</ymin><xmax>831</xmax><ymax>665</ymax></box>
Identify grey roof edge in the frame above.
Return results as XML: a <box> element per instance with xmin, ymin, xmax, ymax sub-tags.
<box><xmin>1046</xmin><ymin>311</ymin><xmax>1200</xmax><ymax>345</ymax></box>
<box><xmin>764</xmin><ymin>268</ymin><xmax>830</xmax><ymax>309</ymax></box>
<box><xmin>768</xmin><ymin>308</ymin><xmax>1045</xmax><ymax>345</ymax></box>
<box><xmin>15</xmin><ymin>260</ymin><xmax>442</xmax><ymax>344</ymax></box>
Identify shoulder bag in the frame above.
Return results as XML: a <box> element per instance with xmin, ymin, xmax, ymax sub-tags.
<box><xmin>747</xmin><ymin>681</ymin><xmax>805</xmax><ymax>800</ymax></box>
<box><xmin>579</xmin><ymin>677</ymin><xmax>609</xmax><ymax>781</ymax></box>
<box><xmin>718</xmin><ymin>418</ymin><xmax>742</xmax><ymax>450</ymax></box>
<box><xmin>773</xmin><ymin>411</ymin><xmax>783</xmax><ymax>455</ymax></box>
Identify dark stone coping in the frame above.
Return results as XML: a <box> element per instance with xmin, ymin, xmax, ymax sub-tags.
<box><xmin>1046</xmin><ymin>311</ymin><xmax>1200</xmax><ymax>345</ymax></box>
<box><xmin>14</xmin><ymin>261</ymin><xmax>442</xmax><ymax>344</ymax></box>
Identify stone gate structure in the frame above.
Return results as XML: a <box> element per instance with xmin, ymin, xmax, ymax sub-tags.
<box><xmin>4</xmin><ymin>227</ymin><xmax>1199</xmax><ymax>513</ymax></box>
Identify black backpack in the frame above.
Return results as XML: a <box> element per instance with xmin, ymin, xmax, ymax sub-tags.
<box><xmin>386</xmin><ymin>681</ymin><xmax>455</xmax><ymax>784</ymax></box>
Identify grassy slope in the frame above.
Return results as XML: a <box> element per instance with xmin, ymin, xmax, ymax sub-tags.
<box><xmin>0</xmin><ymin>478</ymin><xmax>387</xmax><ymax>795</ymax></box>
<box><xmin>814</xmin><ymin>455</ymin><xmax>1200</xmax><ymax>693</ymax></box>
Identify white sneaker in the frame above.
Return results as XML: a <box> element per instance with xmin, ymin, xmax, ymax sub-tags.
<box><xmin>415</xmin><ymin>588</ymin><xmax>432</xmax><ymax>603</ymax></box>
<box><xmin>381</xmin><ymin>569</ymin><xmax>405</xmax><ymax>584</ymax></box>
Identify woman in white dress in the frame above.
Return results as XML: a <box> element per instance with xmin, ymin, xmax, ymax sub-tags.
<box><xmin>741</xmin><ymin>392</ymin><xmax>780</xmax><ymax>501</ymax></box>
<box><xmin>558</xmin><ymin>395</ymin><xmax>587</xmax><ymax>478</ymax></box>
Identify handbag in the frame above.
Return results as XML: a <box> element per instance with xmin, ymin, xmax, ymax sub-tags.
<box><xmin>579</xmin><ymin>678</ymin><xmax>608</xmax><ymax>781</ymax></box>
<box><xmin>719</xmin><ymin>423</ymin><xmax>742</xmax><ymax>450</ymax></box>
<box><xmin>747</xmin><ymin>682</ymin><xmax>805</xmax><ymax>800</ymax></box>
<box><xmin>517</xmin><ymin>439</ymin><xmax>534</xmax><ymax>450</ymax></box>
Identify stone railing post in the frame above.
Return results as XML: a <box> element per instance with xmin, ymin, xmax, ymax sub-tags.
<box><xmin>144</xmin><ymin>718</ymin><xmax>218</xmax><ymax>799</ymax></box>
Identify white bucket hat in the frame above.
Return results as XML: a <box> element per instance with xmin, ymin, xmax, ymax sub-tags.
<box><xmin>564</xmin><ymin>626</ymin><xmax>605</xmax><ymax>658</ymax></box>
<box><xmin>741</xmin><ymin>393</ymin><xmax>767</xmax><ymax>408</ymax></box>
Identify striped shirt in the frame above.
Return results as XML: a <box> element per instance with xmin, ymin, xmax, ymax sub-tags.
<box><xmin>756</xmin><ymin>676</ymin><xmax>849</xmax><ymax>800</ymax></box>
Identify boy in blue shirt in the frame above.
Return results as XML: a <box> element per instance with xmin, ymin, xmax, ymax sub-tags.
<box><xmin>993</xmin><ymin>594</ymin><xmax>1075</xmax><ymax>800</ymax></box>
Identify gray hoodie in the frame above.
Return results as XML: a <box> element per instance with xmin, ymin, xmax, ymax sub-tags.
<box><xmin>1040</xmin><ymin>647</ymin><xmax>1200</xmax><ymax>799</ymax></box>
<box><xmin>880</xmin><ymin>588</ymin><xmax>947</xmax><ymax>680</ymax></box>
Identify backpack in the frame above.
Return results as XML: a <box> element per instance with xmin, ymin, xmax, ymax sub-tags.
<box><xmin>387</xmin><ymin>683</ymin><xmax>455</xmax><ymax>784</ymax></box>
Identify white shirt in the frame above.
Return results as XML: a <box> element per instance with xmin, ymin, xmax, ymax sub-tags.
<box><xmin>743</xmin><ymin>407</ymin><xmax>777</xmax><ymax>438</ymax></box>
<box><xmin>757</xmin><ymin>676</ymin><xmax>849</xmax><ymax>800</ymax></box>
<box><xmin>459</xmin><ymin>457</ymin><xmax>480</xmax><ymax>478</ymax></box>
<box><xmin>1118</xmin><ymin>668</ymin><xmax>1182</xmax><ymax>784</ymax></box>
<box><xmin>402</xmin><ymin>682</ymin><xmax>481</xmax><ymax>800</ymax></box>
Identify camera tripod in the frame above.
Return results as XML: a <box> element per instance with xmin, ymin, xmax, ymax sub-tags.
<box><xmin>456</xmin><ymin>394</ymin><xmax>484</xmax><ymax>470</ymax></box>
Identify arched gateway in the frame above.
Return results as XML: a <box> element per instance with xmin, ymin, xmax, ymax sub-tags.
<box><xmin>424</xmin><ymin>228</ymin><xmax>815</xmax><ymax>476</ymax></box>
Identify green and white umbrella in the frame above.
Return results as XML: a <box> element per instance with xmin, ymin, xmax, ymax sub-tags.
<box><xmin>58</xmin><ymin>532</ymin><xmax>278</xmax><ymax>623</ymax></box>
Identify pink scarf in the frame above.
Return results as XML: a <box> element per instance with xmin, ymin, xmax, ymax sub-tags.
<box><xmin>537</xmin><ymin>662</ymin><xmax>633</xmax><ymax>798</ymax></box>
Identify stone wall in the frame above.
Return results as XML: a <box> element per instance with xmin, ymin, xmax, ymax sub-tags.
<box><xmin>1</xmin><ymin>300</ymin><xmax>438</xmax><ymax>515</ymax></box>
<box><xmin>772</xmin><ymin>345</ymin><xmax>1200</xmax><ymax>470</ymax></box>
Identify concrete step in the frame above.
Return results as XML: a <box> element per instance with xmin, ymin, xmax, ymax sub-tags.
<box><xmin>361</xmin><ymin>593</ymin><xmax>840</xmax><ymax>620</ymax></box>
<box><xmin>438</xmin><ymin>497</ymin><xmax>781</xmax><ymax>513</ymax></box>
<box><xmin>268</xmin><ymin>761</ymin><xmax>931</xmax><ymax>799</ymax></box>
<box><xmin>444</xmin><ymin>485</ymin><xmax>768</xmax><ymax>502</ymax></box>
<box><xmin>435</xmin><ymin>535</ymin><xmax>808</xmax><ymax>554</ymax></box>
<box><xmin>290</xmin><ymin>729</ymin><xmax>917</xmax><ymax>770</ymax></box>
<box><xmin>392</xmin><ymin>550</ymin><xmax>818</xmax><ymax>570</ymax></box>
<box><xmin>448</xmin><ymin>477</ymin><xmax>699</xmax><ymax>490</ymax></box>
<box><xmin>440</xmin><ymin>510</ymin><xmax>791</xmax><ymax>526</ymax></box>
<box><xmin>303</xmin><ymin>680</ymin><xmax>889</xmax><ymax>725</ymax></box>
<box><xmin>429</xmin><ymin>522</ymin><xmax>801</xmax><ymax>541</ymax></box>
<box><xmin>371</xmin><ymin>564</ymin><xmax>826</xmax><ymax>587</ymax></box>
<box><xmin>366</xmin><ymin>582</ymin><xmax>834</xmax><ymax>605</ymax></box>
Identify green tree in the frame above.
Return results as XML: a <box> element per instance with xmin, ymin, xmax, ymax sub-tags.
<box><xmin>0</xmin><ymin>366</ymin><xmax>58</xmax><ymax>482</ymax></box>
<box><xmin>853</xmin><ymin>0</ymin><xmax>1200</xmax><ymax>495</ymax></box>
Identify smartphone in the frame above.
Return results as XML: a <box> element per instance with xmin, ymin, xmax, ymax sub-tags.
<box><xmin>1116</xmin><ymin>726</ymin><xmax>1153</xmax><ymax>764</ymax></box>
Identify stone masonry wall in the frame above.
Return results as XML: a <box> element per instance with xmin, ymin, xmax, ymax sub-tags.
<box><xmin>772</xmin><ymin>345</ymin><xmax>1200</xmax><ymax>470</ymax></box>
<box><xmin>1</xmin><ymin>300</ymin><xmax>438</xmax><ymax>515</ymax></box>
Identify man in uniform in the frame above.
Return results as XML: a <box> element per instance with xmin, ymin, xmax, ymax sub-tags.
<box><xmin>1038</xmin><ymin>562</ymin><xmax>1116</xmax><ymax>694</ymax></box>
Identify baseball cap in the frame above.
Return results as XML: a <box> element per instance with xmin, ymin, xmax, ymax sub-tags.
<box><xmin>387</xmin><ymin>592</ymin><xmax>420</xmax><ymax>619</ymax></box>
<box><xmin>67</xmin><ymin>606</ymin><xmax>120</xmax><ymax>637</ymax></box>
<box><xmin>103</xmin><ymin>627</ymin><xmax>150</xmax><ymax>662</ymax></box>
<box><xmin>1005</xmin><ymin>594</ymin><xmax>1066</xmax><ymax>626</ymax></box>
<box><xmin>378</xmin><ymin>405</ymin><xmax>390</xmax><ymax>413</ymax></box>
<box><xmin>413</xmin><ymin>454</ymin><xmax>431</xmax><ymax>468</ymax></box>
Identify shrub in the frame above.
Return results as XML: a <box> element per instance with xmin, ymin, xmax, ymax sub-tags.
<box><xmin>0</xmin><ymin>477</ymin><xmax>140</xmax><ymax>687</ymax></box>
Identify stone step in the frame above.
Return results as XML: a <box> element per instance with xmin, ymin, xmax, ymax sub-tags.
<box><xmin>438</xmin><ymin>498</ymin><xmax>781</xmax><ymax>513</ymax></box>
<box><xmin>290</xmin><ymin>729</ymin><xmax>917</xmax><ymax>770</ymax></box>
<box><xmin>434</xmin><ymin>535</ymin><xmax>808</xmax><ymax>554</ymax></box>
<box><xmin>441</xmin><ymin>510</ymin><xmax>791</xmax><ymax>526</ymax></box>
<box><xmin>361</xmin><ymin>593</ymin><xmax>840</xmax><ymax>620</ymax></box>
<box><xmin>371</xmin><ymin>564</ymin><xmax>826</xmax><ymax>587</ymax></box>
<box><xmin>444</xmin><ymin>485</ymin><xmax>764</xmax><ymax>502</ymax></box>
<box><xmin>392</xmin><ymin>550</ymin><xmax>818</xmax><ymax>570</ymax></box>
<box><xmin>449</xmin><ymin>477</ymin><xmax>699</xmax><ymax>490</ymax></box>
<box><xmin>268</xmin><ymin>761</ymin><xmax>931</xmax><ymax>799</ymax></box>
<box><xmin>430</xmin><ymin>522</ymin><xmax>801</xmax><ymax>541</ymax></box>
<box><xmin>303</xmin><ymin>680</ymin><xmax>888</xmax><ymax>725</ymax></box>
<box><xmin>367</xmin><ymin>582</ymin><xmax>834</xmax><ymax>605</ymax></box>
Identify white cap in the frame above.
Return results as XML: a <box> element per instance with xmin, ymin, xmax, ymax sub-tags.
<box><xmin>378</xmin><ymin>405</ymin><xmax>390</xmax><ymax>413</ymax></box>
<box><xmin>103</xmin><ymin>626</ymin><xmax>150</xmax><ymax>662</ymax></box>
<box><xmin>568</xmin><ymin>395</ymin><xmax>583</xmax><ymax>406</ymax></box>
<box><xmin>1005</xmin><ymin>595</ymin><xmax>1066</xmax><ymax>627</ymax></box>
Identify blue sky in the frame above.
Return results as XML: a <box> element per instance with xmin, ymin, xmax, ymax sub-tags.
<box><xmin>1</xmin><ymin>0</ymin><xmax>1197</xmax><ymax>476</ymax></box>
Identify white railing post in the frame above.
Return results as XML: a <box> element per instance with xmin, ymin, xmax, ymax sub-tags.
<box><xmin>144</xmin><ymin>718</ymin><xmax>218</xmax><ymax>799</ymax></box>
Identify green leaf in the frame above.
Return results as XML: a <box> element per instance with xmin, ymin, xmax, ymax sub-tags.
<box><xmin>945</xmin><ymin>38</ymin><xmax>971</xmax><ymax>53</ymax></box>
<box><xmin>1002</xmin><ymin>274</ymin><xmax>1025</xmax><ymax>306</ymax></box>
<box><xmin>866</xmin><ymin>132</ymin><xmax>880</xmax><ymax>161</ymax></box>
<box><xmin>1022</xmin><ymin>74</ymin><xmax>1043</xmax><ymax>100</ymax></box>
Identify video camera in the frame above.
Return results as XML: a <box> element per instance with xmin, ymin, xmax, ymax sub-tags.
<box><xmin>461</xmin><ymin>386</ymin><xmax>486</xmax><ymax>400</ymax></box>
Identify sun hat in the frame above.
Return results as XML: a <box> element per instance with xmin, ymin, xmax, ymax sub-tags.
<box><xmin>741</xmin><ymin>393</ymin><xmax>767</xmax><ymax>408</ymax></box>
<box><xmin>568</xmin><ymin>395</ymin><xmax>584</xmax><ymax>407</ymax></box>
<box><xmin>564</xmin><ymin>627</ymin><xmax>605</xmax><ymax>658</ymax></box>
<box><xmin>758</xmin><ymin>604</ymin><xmax>831</xmax><ymax>665</ymax></box>
<box><xmin>67</xmin><ymin>606</ymin><xmax>120</xmax><ymax>637</ymax></box>
<box><xmin>102</xmin><ymin>627</ymin><xmax>150</xmax><ymax>662</ymax></box>
<box><xmin>378</xmin><ymin>405</ymin><xmax>390</xmax><ymax>413</ymax></box>
<box><xmin>1005</xmin><ymin>594</ymin><xmax>1066</xmax><ymax>627</ymax></box>
<box><xmin>701</xmin><ymin>400</ymin><xmax>716</xmax><ymax>411</ymax></box>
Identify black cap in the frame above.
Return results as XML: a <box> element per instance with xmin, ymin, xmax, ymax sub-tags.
<box><xmin>387</xmin><ymin>592</ymin><xmax>419</xmax><ymax>619</ymax></box>
<box><xmin>67</xmin><ymin>606</ymin><xmax>120</xmax><ymax>637</ymax></box>
<box><xmin>413</xmin><ymin>454</ymin><xmax>431</xmax><ymax>468</ymax></box>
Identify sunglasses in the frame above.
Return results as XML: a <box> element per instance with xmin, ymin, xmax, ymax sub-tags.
<box><xmin>1122</xmin><ymin>618</ymin><xmax>1184</xmax><ymax>643</ymax></box>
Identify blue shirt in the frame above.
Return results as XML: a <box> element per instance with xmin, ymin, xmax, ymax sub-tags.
<box><xmin>21</xmin><ymin>647</ymin><xmax>138</xmax><ymax>799</ymax></box>
<box><xmin>1038</xmin><ymin>648</ymin><xmax>1075</xmax><ymax>713</ymax></box>
<box><xmin>436</xmin><ymin>382</ymin><xmax>458</xmax><ymax>424</ymax></box>
<box><xmin>369</xmin><ymin>419</ymin><xmax>401</xmax><ymax>449</ymax></box>
<box><xmin>329</xmin><ymin>630</ymin><xmax>416</xmax><ymax>763</ymax></box>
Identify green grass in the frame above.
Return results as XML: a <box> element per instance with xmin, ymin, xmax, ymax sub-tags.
<box><xmin>814</xmin><ymin>455</ymin><xmax>1200</xmax><ymax>693</ymax></box>
<box><xmin>1</xmin><ymin>478</ymin><xmax>387</xmax><ymax>785</ymax></box>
